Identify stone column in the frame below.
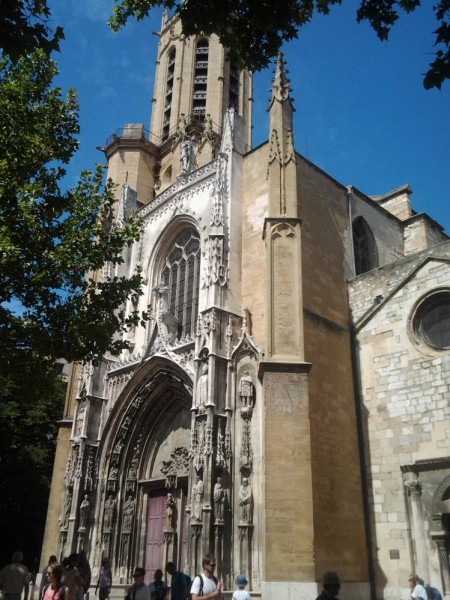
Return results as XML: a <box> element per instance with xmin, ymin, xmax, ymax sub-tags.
<box><xmin>238</xmin><ymin>525</ymin><xmax>253</xmax><ymax>585</ymax></box>
<box><xmin>214</xmin><ymin>525</ymin><xmax>224</xmax><ymax>578</ymax></box>
<box><xmin>190</xmin><ymin>524</ymin><xmax>202</xmax><ymax>575</ymax></box>
<box><xmin>405</xmin><ymin>479</ymin><xmax>430</xmax><ymax>583</ymax></box>
<box><xmin>435</xmin><ymin>537</ymin><xmax>450</xmax><ymax>598</ymax></box>
<box><xmin>164</xmin><ymin>530</ymin><xmax>177</xmax><ymax>566</ymax></box>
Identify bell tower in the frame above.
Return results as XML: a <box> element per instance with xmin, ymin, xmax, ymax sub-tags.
<box><xmin>104</xmin><ymin>13</ymin><xmax>252</xmax><ymax>204</ymax></box>
<box><xmin>150</xmin><ymin>12</ymin><xmax>253</xmax><ymax>190</ymax></box>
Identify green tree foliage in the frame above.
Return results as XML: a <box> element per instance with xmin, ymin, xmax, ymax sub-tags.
<box><xmin>0</xmin><ymin>52</ymin><xmax>147</xmax><ymax>565</ymax></box>
<box><xmin>0</xmin><ymin>52</ymin><xmax>148</xmax><ymax>367</ymax></box>
<box><xmin>0</xmin><ymin>0</ymin><xmax>63</xmax><ymax>62</ymax></box>
<box><xmin>0</xmin><ymin>352</ymin><xmax>65</xmax><ymax>568</ymax></box>
<box><xmin>109</xmin><ymin>0</ymin><xmax>450</xmax><ymax>89</ymax></box>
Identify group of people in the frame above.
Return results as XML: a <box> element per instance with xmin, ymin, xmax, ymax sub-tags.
<box><xmin>126</xmin><ymin>556</ymin><xmax>249</xmax><ymax>600</ymax></box>
<box><xmin>0</xmin><ymin>550</ymin><xmax>94</xmax><ymax>600</ymax></box>
<box><xmin>3</xmin><ymin>551</ymin><xmax>445</xmax><ymax>600</ymax></box>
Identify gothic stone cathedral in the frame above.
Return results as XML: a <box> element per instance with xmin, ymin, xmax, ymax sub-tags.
<box><xmin>41</xmin><ymin>13</ymin><xmax>450</xmax><ymax>600</ymax></box>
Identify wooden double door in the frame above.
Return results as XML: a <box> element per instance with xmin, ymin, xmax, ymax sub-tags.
<box><xmin>145</xmin><ymin>487</ymin><xmax>188</xmax><ymax>582</ymax></box>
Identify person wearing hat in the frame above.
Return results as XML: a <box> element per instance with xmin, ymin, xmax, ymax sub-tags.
<box><xmin>232</xmin><ymin>575</ymin><xmax>250</xmax><ymax>600</ymax></box>
<box><xmin>316</xmin><ymin>572</ymin><xmax>341</xmax><ymax>600</ymax></box>
<box><xmin>126</xmin><ymin>569</ymin><xmax>150</xmax><ymax>600</ymax></box>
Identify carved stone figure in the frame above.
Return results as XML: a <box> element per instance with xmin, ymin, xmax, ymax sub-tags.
<box><xmin>195</xmin><ymin>364</ymin><xmax>209</xmax><ymax>411</ymax></box>
<box><xmin>127</xmin><ymin>458</ymin><xmax>138</xmax><ymax>480</ymax></box>
<box><xmin>76</xmin><ymin>401</ymin><xmax>87</xmax><ymax>436</ymax></box>
<box><xmin>79</xmin><ymin>494</ymin><xmax>90</xmax><ymax>528</ymax></box>
<box><xmin>61</xmin><ymin>492</ymin><xmax>72</xmax><ymax>530</ymax></box>
<box><xmin>103</xmin><ymin>494</ymin><xmax>116</xmax><ymax>531</ymax></box>
<box><xmin>239</xmin><ymin>372</ymin><xmax>254</xmax><ymax>408</ymax></box>
<box><xmin>191</xmin><ymin>475</ymin><xmax>204</xmax><ymax>522</ymax></box>
<box><xmin>213</xmin><ymin>477</ymin><xmax>226</xmax><ymax>523</ymax></box>
<box><xmin>123</xmin><ymin>495</ymin><xmax>135</xmax><ymax>532</ymax></box>
<box><xmin>238</xmin><ymin>478</ymin><xmax>253</xmax><ymax>524</ymax></box>
<box><xmin>180</xmin><ymin>139</ymin><xmax>195</xmax><ymax>175</ymax></box>
<box><xmin>109</xmin><ymin>466</ymin><xmax>119</xmax><ymax>480</ymax></box>
<box><xmin>166</xmin><ymin>493</ymin><xmax>176</xmax><ymax>530</ymax></box>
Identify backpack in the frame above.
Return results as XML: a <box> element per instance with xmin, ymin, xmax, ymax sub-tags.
<box><xmin>195</xmin><ymin>575</ymin><xmax>218</xmax><ymax>596</ymax></box>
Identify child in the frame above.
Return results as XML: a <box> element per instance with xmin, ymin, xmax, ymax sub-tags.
<box><xmin>232</xmin><ymin>575</ymin><xmax>250</xmax><ymax>600</ymax></box>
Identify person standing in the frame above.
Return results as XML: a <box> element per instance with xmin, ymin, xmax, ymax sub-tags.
<box><xmin>148</xmin><ymin>570</ymin><xmax>167</xmax><ymax>600</ymax></box>
<box><xmin>42</xmin><ymin>564</ymin><xmax>67</xmax><ymax>600</ymax></box>
<box><xmin>39</xmin><ymin>556</ymin><xmax>58</xmax><ymax>599</ymax></box>
<box><xmin>315</xmin><ymin>572</ymin><xmax>341</xmax><ymax>600</ymax></box>
<box><xmin>232</xmin><ymin>575</ymin><xmax>250</xmax><ymax>600</ymax></box>
<box><xmin>165</xmin><ymin>564</ymin><xmax>190</xmax><ymax>600</ymax></box>
<box><xmin>190</xmin><ymin>555</ymin><xmax>222</xmax><ymax>600</ymax></box>
<box><xmin>127</xmin><ymin>568</ymin><xmax>150</xmax><ymax>600</ymax></box>
<box><xmin>0</xmin><ymin>551</ymin><xmax>30</xmax><ymax>600</ymax></box>
<box><xmin>63</xmin><ymin>554</ymin><xmax>83</xmax><ymax>600</ymax></box>
<box><xmin>76</xmin><ymin>552</ymin><xmax>91</xmax><ymax>595</ymax></box>
<box><xmin>409</xmin><ymin>574</ymin><xmax>428</xmax><ymax>600</ymax></box>
<box><xmin>95</xmin><ymin>558</ymin><xmax>112</xmax><ymax>600</ymax></box>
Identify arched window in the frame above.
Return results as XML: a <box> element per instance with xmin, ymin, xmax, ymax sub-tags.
<box><xmin>163</xmin><ymin>47</ymin><xmax>176</xmax><ymax>140</ymax></box>
<box><xmin>352</xmin><ymin>217</ymin><xmax>378</xmax><ymax>275</ymax></box>
<box><xmin>192</xmin><ymin>39</ymin><xmax>208</xmax><ymax>121</ymax></box>
<box><xmin>161</xmin><ymin>228</ymin><xmax>200</xmax><ymax>340</ymax></box>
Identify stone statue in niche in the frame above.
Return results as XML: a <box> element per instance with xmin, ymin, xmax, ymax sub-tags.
<box><xmin>191</xmin><ymin>475</ymin><xmax>204</xmax><ymax>522</ymax></box>
<box><xmin>79</xmin><ymin>494</ymin><xmax>90</xmax><ymax>528</ymax></box>
<box><xmin>127</xmin><ymin>458</ymin><xmax>138</xmax><ymax>480</ymax></box>
<box><xmin>75</xmin><ymin>401</ymin><xmax>87</xmax><ymax>437</ymax></box>
<box><xmin>213</xmin><ymin>477</ymin><xmax>226</xmax><ymax>523</ymax></box>
<box><xmin>239</xmin><ymin>372</ymin><xmax>255</xmax><ymax>409</ymax></box>
<box><xmin>195</xmin><ymin>364</ymin><xmax>209</xmax><ymax>411</ymax></box>
<box><xmin>61</xmin><ymin>492</ymin><xmax>72</xmax><ymax>530</ymax></box>
<box><xmin>109</xmin><ymin>466</ymin><xmax>119</xmax><ymax>480</ymax></box>
<box><xmin>180</xmin><ymin>138</ymin><xmax>195</xmax><ymax>175</ymax></box>
<box><xmin>166</xmin><ymin>493</ymin><xmax>176</xmax><ymax>530</ymax></box>
<box><xmin>103</xmin><ymin>494</ymin><xmax>116</xmax><ymax>531</ymax></box>
<box><xmin>238</xmin><ymin>478</ymin><xmax>253</xmax><ymax>524</ymax></box>
<box><xmin>122</xmin><ymin>495</ymin><xmax>135</xmax><ymax>532</ymax></box>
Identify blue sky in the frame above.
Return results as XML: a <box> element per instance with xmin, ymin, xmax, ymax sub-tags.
<box><xmin>50</xmin><ymin>0</ymin><xmax>449</xmax><ymax>232</ymax></box>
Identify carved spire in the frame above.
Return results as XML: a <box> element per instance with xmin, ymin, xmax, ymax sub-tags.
<box><xmin>267</xmin><ymin>53</ymin><xmax>297</xmax><ymax>217</ymax></box>
<box><xmin>270</xmin><ymin>53</ymin><xmax>293</xmax><ymax>105</ymax></box>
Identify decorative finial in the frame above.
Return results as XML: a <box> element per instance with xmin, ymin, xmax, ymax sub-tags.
<box><xmin>271</xmin><ymin>52</ymin><xmax>291</xmax><ymax>103</ymax></box>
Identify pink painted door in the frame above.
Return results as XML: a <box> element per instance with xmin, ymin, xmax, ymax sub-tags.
<box><xmin>145</xmin><ymin>491</ymin><xmax>167</xmax><ymax>582</ymax></box>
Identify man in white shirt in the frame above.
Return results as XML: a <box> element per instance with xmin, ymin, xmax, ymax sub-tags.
<box><xmin>190</xmin><ymin>555</ymin><xmax>222</xmax><ymax>600</ymax></box>
<box><xmin>409</xmin><ymin>574</ymin><xmax>428</xmax><ymax>600</ymax></box>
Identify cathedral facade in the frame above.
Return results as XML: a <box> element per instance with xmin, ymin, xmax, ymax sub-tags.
<box><xmin>41</xmin><ymin>13</ymin><xmax>450</xmax><ymax>600</ymax></box>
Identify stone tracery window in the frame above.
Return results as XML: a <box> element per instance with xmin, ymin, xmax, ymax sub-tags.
<box><xmin>414</xmin><ymin>291</ymin><xmax>450</xmax><ymax>350</ymax></box>
<box><xmin>352</xmin><ymin>216</ymin><xmax>378</xmax><ymax>275</ymax></box>
<box><xmin>162</xmin><ymin>228</ymin><xmax>200</xmax><ymax>340</ymax></box>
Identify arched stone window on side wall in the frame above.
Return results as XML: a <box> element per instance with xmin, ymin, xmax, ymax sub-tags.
<box><xmin>161</xmin><ymin>228</ymin><xmax>200</xmax><ymax>341</ymax></box>
<box><xmin>352</xmin><ymin>216</ymin><xmax>379</xmax><ymax>275</ymax></box>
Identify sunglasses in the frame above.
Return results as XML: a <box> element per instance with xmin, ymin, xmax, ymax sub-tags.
<box><xmin>208</xmin><ymin>563</ymin><xmax>216</xmax><ymax>568</ymax></box>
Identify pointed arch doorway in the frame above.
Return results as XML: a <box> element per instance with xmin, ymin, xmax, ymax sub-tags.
<box><xmin>100</xmin><ymin>359</ymin><xmax>193</xmax><ymax>580</ymax></box>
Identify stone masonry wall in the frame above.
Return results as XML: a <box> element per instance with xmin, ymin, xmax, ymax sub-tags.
<box><xmin>348</xmin><ymin>241</ymin><xmax>450</xmax><ymax>600</ymax></box>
